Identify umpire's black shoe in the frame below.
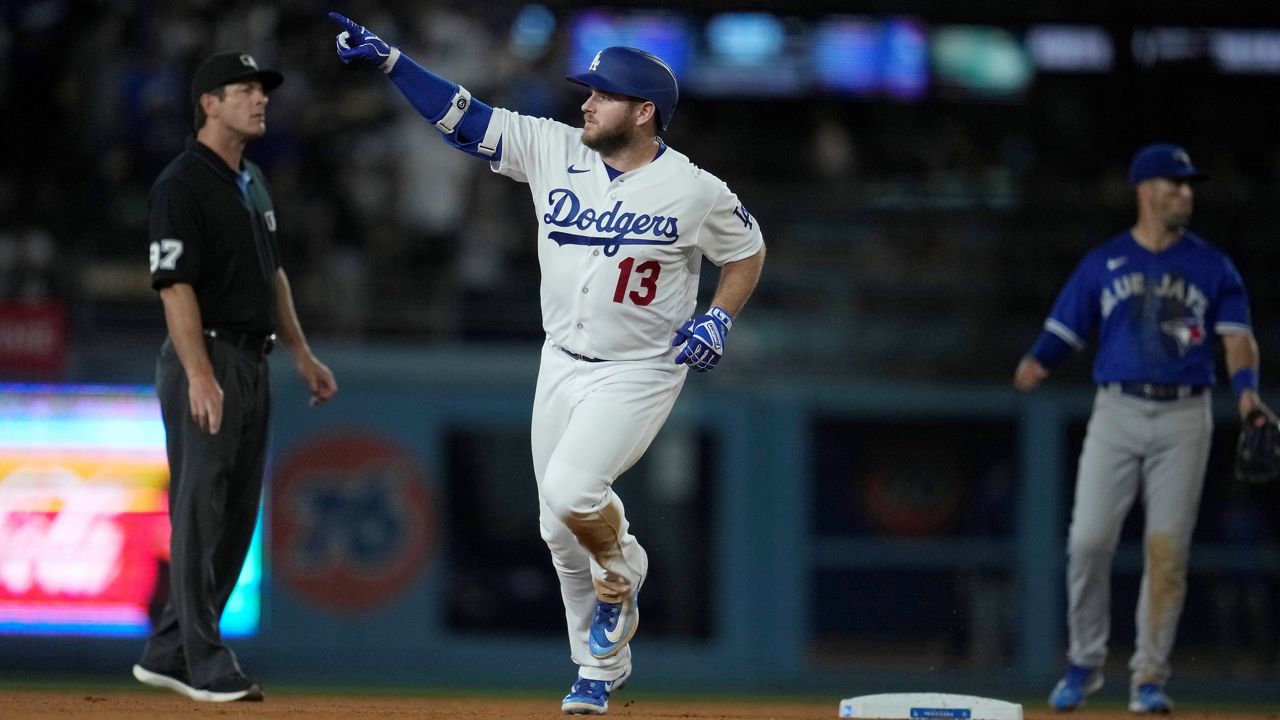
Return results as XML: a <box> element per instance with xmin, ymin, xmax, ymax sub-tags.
<box><xmin>133</xmin><ymin>664</ymin><xmax>264</xmax><ymax>702</ymax></box>
<box><xmin>206</xmin><ymin>674</ymin><xmax>265</xmax><ymax>702</ymax></box>
<box><xmin>133</xmin><ymin>663</ymin><xmax>198</xmax><ymax>698</ymax></box>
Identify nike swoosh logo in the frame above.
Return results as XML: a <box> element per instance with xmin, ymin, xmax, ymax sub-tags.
<box><xmin>568</xmin><ymin>165</ymin><xmax>591</xmax><ymax>174</ymax></box>
<box><xmin>1106</xmin><ymin>256</ymin><xmax>1127</xmax><ymax>271</ymax></box>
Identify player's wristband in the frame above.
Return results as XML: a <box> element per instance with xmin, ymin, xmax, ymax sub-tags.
<box><xmin>434</xmin><ymin>86</ymin><xmax>472</xmax><ymax>133</ymax></box>
<box><xmin>1231</xmin><ymin>368</ymin><xmax>1259</xmax><ymax>398</ymax></box>
<box><xmin>380</xmin><ymin>46</ymin><xmax>401</xmax><ymax>74</ymax></box>
<box><xmin>708</xmin><ymin>306</ymin><xmax>733</xmax><ymax>331</ymax></box>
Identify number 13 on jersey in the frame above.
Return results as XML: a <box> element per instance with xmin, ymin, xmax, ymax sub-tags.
<box><xmin>613</xmin><ymin>257</ymin><xmax>659</xmax><ymax>306</ymax></box>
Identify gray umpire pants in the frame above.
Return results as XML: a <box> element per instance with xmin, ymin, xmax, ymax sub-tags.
<box><xmin>1065</xmin><ymin>386</ymin><xmax>1211</xmax><ymax>689</ymax></box>
<box><xmin>138</xmin><ymin>335</ymin><xmax>271</xmax><ymax>689</ymax></box>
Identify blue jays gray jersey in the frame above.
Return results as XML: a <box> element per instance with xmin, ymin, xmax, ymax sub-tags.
<box><xmin>1031</xmin><ymin>230</ymin><xmax>1251</xmax><ymax>386</ymax></box>
<box><xmin>485</xmin><ymin>108</ymin><xmax>764</xmax><ymax>361</ymax></box>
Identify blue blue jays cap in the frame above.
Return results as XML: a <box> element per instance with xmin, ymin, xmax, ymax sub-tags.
<box><xmin>567</xmin><ymin>47</ymin><xmax>679</xmax><ymax>130</ymax></box>
<box><xmin>1128</xmin><ymin>144</ymin><xmax>1209</xmax><ymax>186</ymax></box>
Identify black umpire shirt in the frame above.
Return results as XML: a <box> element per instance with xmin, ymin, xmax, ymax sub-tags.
<box><xmin>148</xmin><ymin>137</ymin><xmax>281</xmax><ymax>335</ymax></box>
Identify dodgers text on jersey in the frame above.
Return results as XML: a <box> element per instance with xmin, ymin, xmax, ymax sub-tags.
<box><xmin>543</xmin><ymin>188</ymin><xmax>680</xmax><ymax>257</ymax></box>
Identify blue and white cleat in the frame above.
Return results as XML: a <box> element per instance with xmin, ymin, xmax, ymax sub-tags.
<box><xmin>1048</xmin><ymin>664</ymin><xmax>1103</xmax><ymax>711</ymax></box>
<box><xmin>588</xmin><ymin>591</ymin><xmax>639</xmax><ymax>659</ymax></box>
<box><xmin>1128</xmin><ymin>684</ymin><xmax>1173</xmax><ymax>714</ymax></box>
<box><xmin>562</xmin><ymin>667</ymin><xmax>630</xmax><ymax>715</ymax></box>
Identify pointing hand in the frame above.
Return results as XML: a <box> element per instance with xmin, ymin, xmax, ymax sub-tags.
<box><xmin>329</xmin><ymin>11</ymin><xmax>400</xmax><ymax>72</ymax></box>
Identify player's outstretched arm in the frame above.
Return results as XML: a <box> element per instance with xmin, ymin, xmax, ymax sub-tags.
<box><xmin>328</xmin><ymin>12</ymin><xmax>501</xmax><ymax>160</ymax></box>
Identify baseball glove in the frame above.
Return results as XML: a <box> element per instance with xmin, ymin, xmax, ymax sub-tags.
<box><xmin>1234</xmin><ymin>409</ymin><xmax>1280</xmax><ymax>484</ymax></box>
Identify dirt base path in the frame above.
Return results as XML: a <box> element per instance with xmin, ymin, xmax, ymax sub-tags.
<box><xmin>2</xmin><ymin>689</ymin><xmax>1275</xmax><ymax>720</ymax></box>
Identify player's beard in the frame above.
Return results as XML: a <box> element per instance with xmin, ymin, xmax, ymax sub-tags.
<box><xmin>582</xmin><ymin>119</ymin><xmax>636</xmax><ymax>156</ymax></box>
<box><xmin>1162</xmin><ymin>204</ymin><xmax>1192</xmax><ymax>231</ymax></box>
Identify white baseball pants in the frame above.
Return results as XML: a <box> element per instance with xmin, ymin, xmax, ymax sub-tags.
<box><xmin>531</xmin><ymin>339</ymin><xmax>686</xmax><ymax>680</ymax></box>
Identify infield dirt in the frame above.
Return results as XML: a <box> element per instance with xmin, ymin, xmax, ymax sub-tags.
<box><xmin>2</xmin><ymin>690</ymin><xmax>1277</xmax><ymax>720</ymax></box>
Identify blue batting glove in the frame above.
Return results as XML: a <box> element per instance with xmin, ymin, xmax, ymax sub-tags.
<box><xmin>672</xmin><ymin>307</ymin><xmax>733</xmax><ymax>372</ymax></box>
<box><xmin>329</xmin><ymin>11</ymin><xmax>400</xmax><ymax>73</ymax></box>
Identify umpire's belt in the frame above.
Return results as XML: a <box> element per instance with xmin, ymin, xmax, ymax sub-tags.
<box><xmin>1106</xmin><ymin>382</ymin><xmax>1205</xmax><ymax>401</ymax></box>
<box><xmin>204</xmin><ymin>328</ymin><xmax>276</xmax><ymax>358</ymax></box>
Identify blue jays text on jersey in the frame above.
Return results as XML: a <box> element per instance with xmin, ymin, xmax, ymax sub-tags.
<box><xmin>542</xmin><ymin>188</ymin><xmax>680</xmax><ymax>257</ymax></box>
<box><xmin>1100</xmin><ymin>271</ymin><xmax>1209</xmax><ymax>320</ymax></box>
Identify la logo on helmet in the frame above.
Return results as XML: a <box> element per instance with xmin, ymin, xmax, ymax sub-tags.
<box><xmin>589</xmin><ymin>51</ymin><xmax>602</xmax><ymax>71</ymax></box>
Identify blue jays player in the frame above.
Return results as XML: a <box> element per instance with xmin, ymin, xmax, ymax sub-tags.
<box><xmin>1013</xmin><ymin>144</ymin><xmax>1273</xmax><ymax>714</ymax></box>
<box><xmin>329</xmin><ymin>12</ymin><xmax>765</xmax><ymax>715</ymax></box>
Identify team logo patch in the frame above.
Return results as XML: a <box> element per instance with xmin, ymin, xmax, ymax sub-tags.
<box><xmin>1160</xmin><ymin>317</ymin><xmax>1206</xmax><ymax>357</ymax></box>
<box><xmin>239</xmin><ymin>54</ymin><xmax>258</xmax><ymax>69</ymax></box>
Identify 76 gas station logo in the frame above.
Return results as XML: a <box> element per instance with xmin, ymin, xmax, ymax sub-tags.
<box><xmin>271</xmin><ymin>435</ymin><xmax>436</xmax><ymax>612</ymax></box>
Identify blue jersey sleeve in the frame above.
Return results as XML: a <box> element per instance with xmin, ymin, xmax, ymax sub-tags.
<box><xmin>1028</xmin><ymin>331</ymin><xmax>1075</xmax><ymax>368</ymax></box>
<box><xmin>1029</xmin><ymin>254</ymin><xmax>1099</xmax><ymax>368</ymax></box>
<box><xmin>387</xmin><ymin>53</ymin><xmax>501</xmax><ymax>161</ymax></box>
<box><xmin>1214</xmin><ymin>255</ymin><xmax>1251</xmax><ymax>335</ymax></box>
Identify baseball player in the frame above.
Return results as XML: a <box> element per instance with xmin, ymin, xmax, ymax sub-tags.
<box><xmin>1013</xmin><ymin>144</ymin><xmax>1272</xmax><ymax>713</ymax></box>
<box><xmin>329</xmin><ymin>13</ymin><xmax>765</xmax><ymax>715</ymax></box>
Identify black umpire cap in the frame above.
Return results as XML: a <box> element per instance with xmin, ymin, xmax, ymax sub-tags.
<box><xmin>191</xmin><ymin>51</ymin><xmax>283</xmax><ymax>105</ymax></box>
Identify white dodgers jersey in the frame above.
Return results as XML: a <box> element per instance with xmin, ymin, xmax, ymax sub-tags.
<box><xmin>485</xmin><ymin>108</ymin><xmax>764</xmax><ymax>361</ymax></box>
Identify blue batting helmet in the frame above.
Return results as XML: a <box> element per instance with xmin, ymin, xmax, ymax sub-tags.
<box><xmin>566</xmin><ymin>47</ymin><xmax>679</xmax><ymax>131</ymax></box>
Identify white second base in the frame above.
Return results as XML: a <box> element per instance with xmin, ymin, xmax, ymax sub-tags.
<box><xmin>839</xmin><ymin>693</ymin><xmax>1023</xmax><ymax>720</ymax></box>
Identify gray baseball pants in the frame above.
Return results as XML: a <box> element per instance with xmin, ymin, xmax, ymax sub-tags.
<box><xmin>1065</xmin><ymin>385</ymin><xmax>1211</xmax><ymax>689</ymax></box>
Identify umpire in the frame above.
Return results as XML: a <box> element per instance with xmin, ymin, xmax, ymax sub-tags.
<box><xmin>132</xmin><ymin>51</ymin><xmax>337</xmax><ymax>703</ymax></box>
